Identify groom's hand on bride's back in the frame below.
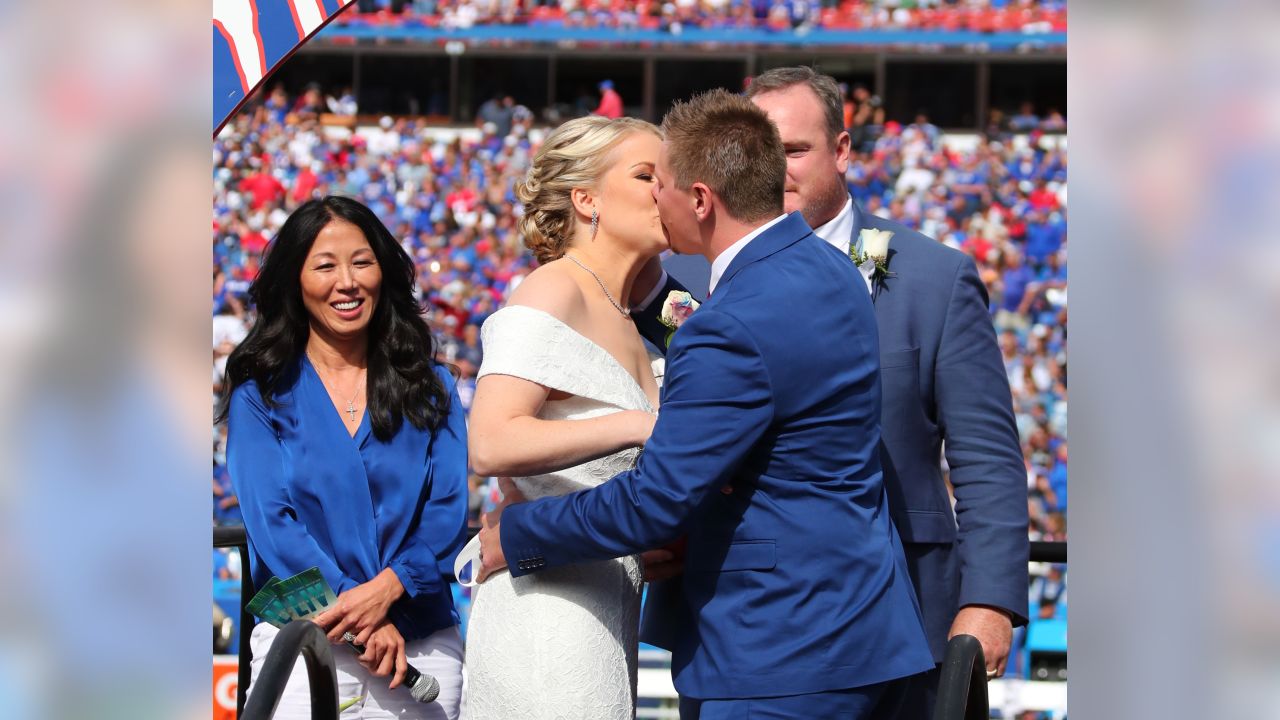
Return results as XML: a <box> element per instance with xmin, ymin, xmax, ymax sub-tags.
<box><xmin>641</xmin><ymin>536</ymin><xmax>686</xmax><ymax>582</ymax></box>
<box><xmin>476</xmin><ymin>477</ymin><xmax>524</xmax><ymax>583</ymax></box>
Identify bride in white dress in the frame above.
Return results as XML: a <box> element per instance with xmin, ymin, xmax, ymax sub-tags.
<box><xmin>462</xmin><ymin>116</ymin><xmax>669</xmax><ymax>719</ymax></box>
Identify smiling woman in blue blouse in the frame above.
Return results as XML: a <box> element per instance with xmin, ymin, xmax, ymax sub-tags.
<box><xmin>217</xmin><ymin>196</ymin><xmax>468</xmax><ymax>719</ymax></box>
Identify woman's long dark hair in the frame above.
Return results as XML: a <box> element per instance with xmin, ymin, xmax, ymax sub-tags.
<box><xmin>216</xmin><ymin>196</ymin><xmax>449</xmax><ymax>440</ymax></box>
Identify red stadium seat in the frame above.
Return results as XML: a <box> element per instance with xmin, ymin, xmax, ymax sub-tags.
<box><xmin>993</xmin><ymin>9</ymin><xmax>1014</xmax><ymax>32</ymax></box>
<box><xmin>972</xmin><ymin>8</ymin><xmax>996</xmax><ymax>33</ymax></box>
<box><xmin>939</xmin><ymin>8</ymin><xmax>961</xmax><ymax>32</ymax></box>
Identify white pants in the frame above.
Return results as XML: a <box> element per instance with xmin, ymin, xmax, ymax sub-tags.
<box><xmin>249</xmin><ymin>622</ymin><xmax>465</xmax><ymax>719</ymax></box>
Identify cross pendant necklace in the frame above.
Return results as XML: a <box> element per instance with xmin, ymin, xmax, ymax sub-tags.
<box><xmin>310</xmin><ymin>353</ymin><xmax>365</xmax><ymax>425</ymax></box>
<box><xmin>339</xmin><ymin>371</ymin><xmax>365</xmax><ymax>424</ymax></box>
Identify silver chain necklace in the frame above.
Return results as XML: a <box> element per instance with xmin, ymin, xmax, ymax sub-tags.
<box><xmin>564</xmin><ymin>253</ymin><xmax>630</xmax><ymax>317</ymax></box>
<box><xmin>309</xmin><ymin>354</ymin><xmax>366</xmax><ymax>422</ymax></box>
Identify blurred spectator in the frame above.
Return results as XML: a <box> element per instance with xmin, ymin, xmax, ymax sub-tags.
<box><xmin>293</xmin><ymin>84</ymin><xmax>326</xmax><ymax>122</ymax></box>
<box><xmin>848</xmin><ymin>84</ymin><xmax>884</xmax><ymax>153</ymax></box>
<box><xmin>263</xmin><ymin>85</ymin><xmax>291</xmax><ymax>125</ymax></box>
<box><xmin>1024</xmin><ymin>209</ymin><xmax>1066</xmax><ymax>265</ymax></box>
<box><xmin>238</xmin><ymin>164</ymin><xmax>286</xmax><ymax>211</ymax></box>
<box><xmin>477</xmin><ymin>94</ymin><xmax>517</xmax><ymax>138</ymax></box>
<box><xmin>908</xmin><ymin>112</ymin><xmax>941</xmax><ymax>148</ymax></box>
<box><xmin>996</xmin><ymin>248</ymin><xmax>1035</xmax><ymax>331</ymax></box>
<box><xmin>1030</xmin><ymin>565</ymin><xmax>1066</xmax><ymax>618</ymax></box>
<box><xmin>213</xmin><ymin>296</ymin><xmax>248</xmax><ymax>384</ymax></box>
<box><xmin>1009</xmin><ymin>101</ymin><xmax>1041</xmax><ymax>133</ymax></box>
<box><xmin>592</xmin><ymin>80</ymin><xmax>624</xmax><ymax>118</ymax></box>
<box><xmin>1040</xmin><ymin>107</ymin><xmax>1066</xmax><ymax>132</ymax></box>
<box><xmin>984</xmin><ymin>107</ymin><xmax>1011</xmax><ymax>144</ymax></box>
<box><xmin>213</xmin><ymin>548</ymin><xmax>242</xmax><ymax>582</ymax></box>
<box><xmin>326</xmin><ymin>87</ymin><xmax>358</xmax><ymax>116</ymax></box>
<box><xmin>443</xmin><ymin>0</ymin><xmax>480</xmax><ymax>28</ymax></box>
<box><xmin>366</xmin><ymin>115</ymin><xmax>403</xmax><ymax>156</ymax></box>
<box><xmin>456</xmin><ymin>322</ymin><xmax>483</xmax><ymax>377</ymax></box>
<box><xmin>212</xmin><ymin>461</ymin><xmax>242</xmax><ymax>526</ymax></box>
<box><xmin>1049</xmin><ymin>442</ymin><xmax>1067</xmax><ymax>512</ymax></box>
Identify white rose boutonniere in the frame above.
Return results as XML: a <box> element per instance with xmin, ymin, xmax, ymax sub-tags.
<box><xmin>851</xmin><ymin>228</ymin><xmax>894</xmax><ymax>280</ymax></box>
<box><xmin>658</xmin><ymin>290</ymin><xmax>700</xmax><ymax>348</ymax></box>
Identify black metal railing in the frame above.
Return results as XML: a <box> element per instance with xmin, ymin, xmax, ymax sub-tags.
<box><xmin>215</xmin><ymin>525</ymin><xmax>257</xmax><ymax>717</ymax></box>
<box><xmin>1030</xmin><ymin>541</ymin><xmax>1067</xmax><ymax>564</ymax></box>
<box><xmin>933</xmin><ymin>541</ymin><xmax>1068</xmax><ymax>719</ymax></box>
<box><xmin>216</xmin><ymin>524</ymin><xmax>1066</xmax><ymax>719</ymax></box>
<box><xmin>933</xmin><ymin>634</ymin><xmax>989</xmax><ymax>720</ymax></box>
<box><xmin>214</xmin><ymin>524</ymin><xmax>474</xmax><ymax>717</ymax></box>
<box><xmin>239</xmin><ymin>620</ymin><xmax>339</xmax><ymax>720</ymax></box>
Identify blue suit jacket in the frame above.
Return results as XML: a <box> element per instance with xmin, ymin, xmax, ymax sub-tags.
<box><xmin>637</xmin><ymin>202</ymin><xmax>1029</xmax><ymax>663</ymax></box>
<box><xmin>501</xmin><ymin>212</ymin><xmax>934</xmax><ymax>699</ymax></box>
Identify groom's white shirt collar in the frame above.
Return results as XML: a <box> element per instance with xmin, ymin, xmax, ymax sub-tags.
<box><xmin>813</xmin><ymin>196</ymin><xmax>872</xmax><ymax>293</ymax></box>
<box><xmin>708</xmin><ymin>213</ymin><xmax>788</xmax><ymax>295</ymax></box>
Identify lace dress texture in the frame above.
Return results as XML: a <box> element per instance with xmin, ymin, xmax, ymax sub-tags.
<box><xmin>462</xmin><ymin>305</ymin><xmax>656</xmax><ymax>720</ymax></box>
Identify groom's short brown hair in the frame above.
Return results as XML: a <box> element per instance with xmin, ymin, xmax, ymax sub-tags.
<box><xmin>660</xmin><ymin>89</ymin><xmax>785</xmax><ymax>224</ymax></box>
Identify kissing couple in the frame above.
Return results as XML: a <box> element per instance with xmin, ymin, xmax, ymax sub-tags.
<box><xmin>459</xmin><ymin>89</ymin><xmax>934</xmax><ymax>719</ymax></box>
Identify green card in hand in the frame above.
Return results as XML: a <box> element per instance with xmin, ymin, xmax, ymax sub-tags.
<box><xmin>246</xmin><ymin>568</ymin><xmax>337</xmax><ymax>628</ymax></box>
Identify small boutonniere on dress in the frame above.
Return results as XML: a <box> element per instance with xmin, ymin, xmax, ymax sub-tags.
<box><xmin>851</xmin><ymin>228</ymin><xmax>895</xmax><ymax>281</ymax></box>
<box><xmin>658</xmin><ymin>290</ymin><xmax>700</xmax><ymax>348</ymax></box>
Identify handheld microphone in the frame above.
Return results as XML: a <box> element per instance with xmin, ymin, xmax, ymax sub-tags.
<box><xmin>342</xmin><ymin>632</ymin><xmax>440</xmax><ymax>703</ymax></box>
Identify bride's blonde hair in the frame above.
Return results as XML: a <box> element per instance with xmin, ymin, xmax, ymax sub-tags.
<box><xmin>517</xmin><ymin>116</ymin><xmax>661</xmax><ymax>265</ymax></box>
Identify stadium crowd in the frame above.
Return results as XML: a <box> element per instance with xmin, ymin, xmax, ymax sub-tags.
<box><xmin>343</xmin><ymin>0</ymin><xmax>1067</xmax><ymax>33</ymax></box>
<box><xmin>212</xmin><ymin>84</ymin><xmax>1067</xmax><ymax>642</ymax></box>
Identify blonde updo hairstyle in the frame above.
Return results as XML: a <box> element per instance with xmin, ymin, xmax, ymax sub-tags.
<box><xmin>517</xmin><ymin>116</ymin><xmax>662</xmax><ymax>264</ymax></box>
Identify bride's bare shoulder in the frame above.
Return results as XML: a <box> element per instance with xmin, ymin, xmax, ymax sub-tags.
<box><xmin>504</xmin><ymin>259</ymin><xmax>586</xmax><ymax>322</ymax></box>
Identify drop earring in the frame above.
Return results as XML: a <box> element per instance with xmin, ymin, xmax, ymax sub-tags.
<box><xmin>591</xmin><ymin>210</ymin><xmax>599</xmax><ymax>240</ymax></box>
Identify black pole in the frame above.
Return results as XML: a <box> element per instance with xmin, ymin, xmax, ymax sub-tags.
<box><xmin>239</xmin><ymin>621</ymin><xmax>339</xmax><ymax>720</ymax></box>
<box><xmin>237</xmin><ymin>548</ymin><xmax>255</xmax><ymax>716</ymax></box>
<box><xmin>215</xmin><ymin>526</ymin><xmax>255</xmax><ymax>717</ymax></box>
<box><xmin>1030</xmin><ymin>541</ymin><xmax>1067</xmax><ymax>564</ymax></box>
<box><xmin>933</xmin><ymin>634</ymin><xmax>989</xmax><ymax>720</ymax></box>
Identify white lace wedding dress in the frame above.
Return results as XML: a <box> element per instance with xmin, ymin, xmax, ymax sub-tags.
<box><xmin>462</xmin><ymin>305</ymin><xmax>657</xmax><ymax>720</ymax></box>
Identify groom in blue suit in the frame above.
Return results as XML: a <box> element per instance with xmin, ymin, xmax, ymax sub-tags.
<box><xmin>477</xmin><ymin>89</ymin><xmax>934</xmax><ymax>717</ymax></box>
<box><xmin>634</xmin><ymin>68</ymin><xmax>1029</xmax><ymax>718</ymax></box>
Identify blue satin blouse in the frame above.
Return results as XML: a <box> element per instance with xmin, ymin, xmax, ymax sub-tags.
<box><xmin>228</xmin><ymin>357</ymin><xmax>468</xmax><ymax>641</ymax></box>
